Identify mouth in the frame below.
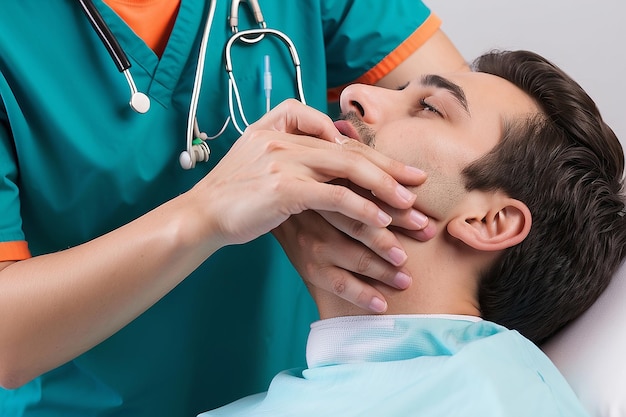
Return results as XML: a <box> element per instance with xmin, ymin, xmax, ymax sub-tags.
<box><xmin>333</xmin><ymin>120</ymin><xmax>362</xmax><ymax>143</ymax></box>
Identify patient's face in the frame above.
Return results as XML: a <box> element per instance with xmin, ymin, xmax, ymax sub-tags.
<box><xmin>335</xmin><ymin>71</ymin><xmax>539</xmax><ymax>223</ymax></box>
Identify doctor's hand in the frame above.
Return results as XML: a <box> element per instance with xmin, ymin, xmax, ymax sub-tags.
<box><xmin>216</xmin><ymin>99</ymin><xmax>433</xmax><ymax>313</ymax></box>
<box><xmin>186</xmin><ymin>100</ymin><xmax>427</xmax><ymax>252</ymax></box>
<box><xmin>274</xmin><ymin>180</ymin><xmax>436</xmax><ymax>314</ymax></box>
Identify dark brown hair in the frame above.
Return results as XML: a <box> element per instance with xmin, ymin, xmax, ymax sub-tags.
<box><xmin>464</xmin><ymin>50</ymin><xmax>626</xmax><ymax>344</ymax></box>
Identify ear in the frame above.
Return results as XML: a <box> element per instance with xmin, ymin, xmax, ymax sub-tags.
<box><xmin>447</xmin><ymin>193</ymin><xmax>532</xmax><ymax>252</ymax></box>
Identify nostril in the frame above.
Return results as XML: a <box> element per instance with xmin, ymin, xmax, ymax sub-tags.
<box><xmin>350</xmin><ymin>100</ymin><xmax>365</xmax><ymax>117</ymax></box>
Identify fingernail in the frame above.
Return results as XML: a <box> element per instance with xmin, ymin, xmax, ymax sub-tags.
<box><xmin>420</xmin><ymin>222</ymin><xmax>437</xmax><ymax>240</ymax></box>
<box><xmin>378</xmin><ymin>210</ymin><xmax>392</xmax><ymax>226</ymax></box>
<box><xmin>369</xmin><ymin>297</ymin><xmax>387</xmax><ymax>313</ymax></box>
<box><xmin>392</xmin><ymin>271</ymin><xmax>412</xmax><ymax>289</ymax></box>
<box><xmin>410</xmin><ymin>210</ymin><xmax>429</xmax><ymax>228</ymax></box>
<box><xmin>396</xmin><ymin>185</ymin><xmax>415</xmax><ymax>203</ymax></box>
<box><xmin>405</xmin><ymin>165</ymin><xmax>425</xmax><ymax>176</ymax></box>
<box><xmin>388</xmin><ymin>246</ymin><xmax>407</xmax><ymax>266</ymax></box>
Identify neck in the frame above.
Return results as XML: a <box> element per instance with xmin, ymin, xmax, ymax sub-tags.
<box><xmin>313</xmin><ymin>233</ymin><xmax>483</xmax><ymax>320</ymax></box>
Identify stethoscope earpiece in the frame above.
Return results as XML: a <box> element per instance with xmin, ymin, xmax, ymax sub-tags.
<box><xmin>179</xmin><ymin>140</ymin><xmax>210</xmax><ymax>170</ymax></box>
<box><xmin>179</xmin><ymin>151</ymin><xmax>194</xmax><ymax>170</ymax></box>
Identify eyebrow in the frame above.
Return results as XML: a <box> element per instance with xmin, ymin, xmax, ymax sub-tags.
<box><xmin>420</xmin><ymin>74</ymin><xmax>470</xmax><ymax>116</ymax></box>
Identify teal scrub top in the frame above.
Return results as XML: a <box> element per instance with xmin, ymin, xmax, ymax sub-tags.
<box><xmin>0</xmin><ymin>1</ymin><xmax>435</xmax><ymax>416</ymax></box>
<box><xmin>202</xmin><ymin>316</ymin><xmax>591</xmax><ymax>417</ymax></box>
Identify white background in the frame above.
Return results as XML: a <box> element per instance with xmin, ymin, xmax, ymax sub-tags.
<box><xmin>432</xmin><ymin>0</ymin><xmax>626</xmax><ymax>148</ymax></box>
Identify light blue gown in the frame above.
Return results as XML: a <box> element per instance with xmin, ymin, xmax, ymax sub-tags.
<box><xmin>201</xmin><ymin>315</ymin><xmax>591</xmax><ymax>416</ymax></box>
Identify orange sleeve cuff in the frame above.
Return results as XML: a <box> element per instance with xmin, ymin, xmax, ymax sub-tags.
<box><xmin>0</xmin><ymin>241</ymin><xmax>32</xmax><ymax>261</ymax></box>
<box><xmin>327</xmin><ymin>13</ymin><xmax>442</xmax><ymax>102</ymax></box>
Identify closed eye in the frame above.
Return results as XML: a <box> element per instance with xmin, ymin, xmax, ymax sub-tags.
<box><xmin>419</xmin><ymin>98</ymin><xmax>442</xmax><ymax>117</ymax></box>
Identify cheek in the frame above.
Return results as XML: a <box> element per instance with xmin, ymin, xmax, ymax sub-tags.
<box><xmin>412</xmin><ymin>170</ymin><xmax>467</xmax><ymax>220</ymax></box>
<box><xmin>377</xmin><ymin>132</ymin><xmax>471</xmax><ymax>219</ymax></box>
<box><xmin>378</xmin><ymin>131</ymin><xmax>466</xmax><ymax>175</ymax></box>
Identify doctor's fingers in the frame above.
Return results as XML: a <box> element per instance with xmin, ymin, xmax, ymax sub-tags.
<box><xmin>299</xmin><ymin>133</ymin><xmax>429</xmax><ymax>200</ymax></box>
<box><xmin>245</xmin><ymin>100</ymin><xmax>428</xmax><ymax>192</ymax></box>
<box><xmin>300</xmin><ymin>145</ymin><xmax>422</xmax><ymax>211</ymax></box>
<box><xmin>251</xmin><ymin>99</ymin><xmax>340</xmax><ymax>142</ymax></box>
<box><xmin>294</xmin><ymin>221</ymin><xmax>407</xmax><ymax>313</ymax></box>
<box><xmin>345</xmin><ymin>182</ymin><xmax>433</xmax><ymax>241</ymax></box>
<box><xmin>316</xmin><ymin>210</ymin><xmax>413</xmax><ymax>271</ymax></box>
<box><xmin>335</xmin><ymin>138</ymin><xmax>428</xmax><ymax>189</ymax></box>
<box><xmin>279</xmin><ymin>180</ymin><xmax>394</xmax><ymax>229</ymax></box>
<box><xmin>278</xmin><ymin>211</ymin><xmax>406</xmax><ymax>312</ymax></box>
<box><xmin>242</xmin><ymin>131</ymin><xmax>424</xmax><ymax>211</ymax></box>
<box><xmin>279</xmin><ymin>128</ymin><xmax>429</xmax><ymax>192</ymax></box>
<box><xmin>364</xmin><ymin>195</ymin><xmax>438</xmax><ymax>242</ymax></box>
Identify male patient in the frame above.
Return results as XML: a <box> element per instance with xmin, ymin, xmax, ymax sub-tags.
<box><xmin>200</xmin><ymin>50</ymin><xmax>626</xmax><ymax>416</ymax></box>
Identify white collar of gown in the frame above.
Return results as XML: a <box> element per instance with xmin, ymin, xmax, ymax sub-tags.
<box><xmin>306</xmin><ymin>314</ymin><xmax>483</xmax><ymax>369</ymax></box>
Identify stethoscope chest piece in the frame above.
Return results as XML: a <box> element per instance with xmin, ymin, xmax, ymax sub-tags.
<box><xmin>78</xmin><ymin>0</ymin><xmax>152</xmax><ymax>114</ymax></box>
<box><xmin>130</xmin><ymin>91</ymin><xmax>151</xmax><ymax>114</ymax></box>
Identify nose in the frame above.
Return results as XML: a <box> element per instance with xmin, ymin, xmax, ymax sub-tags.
<box><xmin>339</xmin><ymin>83</ymin><xmax>398</xmax><ymax>125</ymax></box>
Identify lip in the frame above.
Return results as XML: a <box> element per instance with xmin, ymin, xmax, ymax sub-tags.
<box><xmin>334</xmin><ymin>120</ymin><xmax>362</xmax><ymax>143</ymax></box>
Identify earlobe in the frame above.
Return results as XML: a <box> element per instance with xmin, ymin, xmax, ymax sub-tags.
<box><xmin>447</xmin><ymin>196</ymin><xmax>532</xmax><ymax>252</ymax></box>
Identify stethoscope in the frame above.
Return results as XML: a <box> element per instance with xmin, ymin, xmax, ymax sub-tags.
<box><xmin>77</xmin><ymin>0</ymin><xmax>306</xmax><ymax>170</ymax></box>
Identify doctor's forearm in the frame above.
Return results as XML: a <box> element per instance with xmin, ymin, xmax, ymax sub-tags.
<box><xmin>0</xmin><ymin>194</ymin><xmax>220</xmax><ymax>389</ymax></box>
<box><xmin>0</xmin><ymin>98</ymin><xmax>424</xmax><ymax>389</ymax></box>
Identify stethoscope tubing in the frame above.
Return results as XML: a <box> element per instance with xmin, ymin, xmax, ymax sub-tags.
<box><xmin>77</xmin><ymin>0</ymin><xmax>151</xmax><ymax>113</ymax></box>
<box><xmin>182</xmin><ymin>0</ymin><xmax>218</xmax><ymax>167</ymax></box>
<box><xmin>225</xmin><ymin>28</ymin><xmax>306</xmax><ymax>135</ymax></box>
<box><xmin>77</xmin><ymin>0</ymin><xmax>130</xmax><ymax>72</ymax></box>
<box><xmin>76</xmin><ymin>0</ymin><xmax>305</xmax><ymax>169</ymax></box>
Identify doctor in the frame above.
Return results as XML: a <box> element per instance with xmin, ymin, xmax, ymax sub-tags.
<box><xmin>0</xmin><ymin>1</ymin><xmax>467</xmax><ymax>416</ymax></box>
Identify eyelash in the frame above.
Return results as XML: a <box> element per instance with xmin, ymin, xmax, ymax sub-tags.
<box><xmin>396</xmin><ymin>83</ymin><xmax>443</xmax><ymax>117</ymax></box>
<box><xmin>419</xmin><ymin>98</ymin><xmax>442</xmax><ymax>117</ymax></box>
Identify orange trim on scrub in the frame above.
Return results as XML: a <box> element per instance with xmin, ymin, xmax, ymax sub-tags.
<box><xmin>0</xmin><ymin>241</ymin><xmax>31</xmax><ymax>261</ymax></box>
<box><xmin>103</xmin><ymin>0</ymin><xmax>181</xmax><ymax>57</ymax></box>
<box><xmin>327</xmin><ymin>13</ymin><xmax>442</xmax><ymax>102</ymax></box>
